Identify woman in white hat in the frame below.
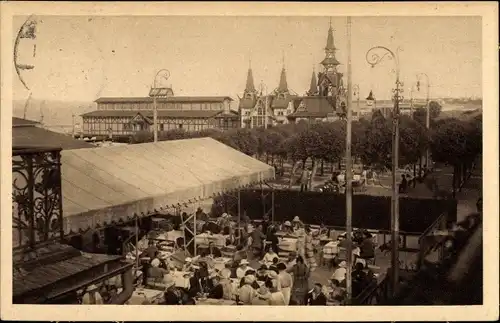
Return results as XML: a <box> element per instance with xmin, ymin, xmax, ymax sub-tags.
<box><xmin>282</xmin><ymin>221</ymin><xmax>293</xmax><ymax>234</ymax></box>
<box><xmin>277</xmin><ymin>263</ymin><xmax>293</xmax><ymax>305</ymax></box>
<box><xmin>236</xmin><ymin>259</ymin><xmax>254</xmax><ymax>279</ymax></box>
<box><xmin>217</xmin><ymin>268</ymin><xmax>234</xmax><ymax>300</ymax></box>
<box><xmin>81</xmin><ymin>284</ymin><xmax>104</xmax><ymax>305</ymax></box>
<box><xmin>268</xmin><ymin>279</ymin><xmax>286</xmax><ymax>305</ymax></box>
<box><xmin>267</xmin><ymin>270</ymin><xmax>281</xmax><ymax>291</ymax></box>
<box><xmin>238</xmin><ymin>275</ymin><xmax>256</xmax><ymax>305</ymax></box>
<box><xmin>331</xmin><ymin>260</ymin><xmax>347</xmax><ymax>286</ymax></box>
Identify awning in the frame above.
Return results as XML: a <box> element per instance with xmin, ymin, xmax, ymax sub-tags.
<box><xmin>61</xmin><ymin>137</ymin><xmax>274</xmax><ymax>233</ymax></box>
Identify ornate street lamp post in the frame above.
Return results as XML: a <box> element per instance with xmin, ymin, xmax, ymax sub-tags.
<box><xmin>366</xmin><ymin>46</ymin><xmax>404</xmax><ymax>297</ymax></box>
<box><xmin>416</xmin><ymin>73</ymin><xmax>431</xmax><ymax>166</ymax></box>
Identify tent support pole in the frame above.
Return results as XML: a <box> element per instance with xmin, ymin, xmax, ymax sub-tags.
<box><xmin>135</xmin><ymin>216</ymin><xmax>139</xmax><ymax>270</ymax></box>
<box><xmin>238</xmin><ymin>188</ymin><xmax>241</xmax><ymax>246</ymax></box>
<box><xmin>193</xmin><ymin>210</ymin><xmax>197</xmax><ymax>257</ymax></box>
<box><xmin>271</xmin><ymin>190</ymin><xmax>275</xmax><ymax>224</ymax></box>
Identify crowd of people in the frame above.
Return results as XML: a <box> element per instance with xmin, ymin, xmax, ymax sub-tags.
<box><xmin>126</xmin><ymin>214</ymin><xmax>378</xmax><ymax>306</ymax></box>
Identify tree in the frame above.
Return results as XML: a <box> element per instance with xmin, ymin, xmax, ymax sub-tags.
<box><xmin>158</xmin><ymin>129</ymin><xmax>189</xmax><ymax>141</ymax></box>
<box><xmin>358</xmin><ymin>110</ymin><xmax>392</xmax><ymax>171</ymax></box>
<box><xmin>430</xmin><ymin>117</ymin><xmax>471</xmax><ymax>197</ymax></box>
<box><xmin>399</xmin><ymin>115</ymin><xmax>430</xmax><ymax>167</ymax></box>
<box><xmin>130</xmin><ymin>130</ymin><xmax>153</xmax><ymax>144</ymax></box>
<box><xmin>412</xmin><ymin>101</ymin><xmax>442</xmax><ymax>126</ymax></box>
<box><xmin>230</xmin><ymin>128</ymin><xmax>259</xmax><ymax>156</ymax></box>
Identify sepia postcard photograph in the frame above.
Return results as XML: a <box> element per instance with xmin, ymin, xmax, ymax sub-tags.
<box><xmin>1</xmin><ymin>1</ymin><xmax>498</xmax><ymax>321</ymax></box>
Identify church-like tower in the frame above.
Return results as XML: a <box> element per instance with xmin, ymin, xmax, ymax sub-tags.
<box><xmin>316</xmin><ymin>20</ymin><xmax>345</xmax><ymax>111</ymax></box>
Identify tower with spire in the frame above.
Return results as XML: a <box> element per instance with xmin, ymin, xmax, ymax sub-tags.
<box><xmin>238</xmin><ymin>59</ymin><xmax>259</xmax><ymax>127</ymax></box>
<box><xmin>306</xmin><ymin>67</ymin><xmax>319</xmax><ymax>96</ymax></box>
<box><xmin>288</xmin><ymin>19</ymin><xmax>346</xmax><ymax>123</ymax></box>
<box><xmin>270</xmin><ymin>52</ymin><xmax>297</xmax><ymax>125</ymax></box>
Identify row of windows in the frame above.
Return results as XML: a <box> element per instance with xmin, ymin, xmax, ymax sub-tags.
<box><xmin>97</xmin><ymin>102</ymin><xmax>224</xmax><ymax>111</ymax></box>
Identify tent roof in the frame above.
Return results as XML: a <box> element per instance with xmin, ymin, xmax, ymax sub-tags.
<box><xmin>61</xmin><ymin>137</ymin><xmax>274</xmax><ymax>233</ymax></box>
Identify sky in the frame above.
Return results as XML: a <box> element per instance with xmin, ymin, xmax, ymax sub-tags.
<box><xmin>12</xmin><ymin>15</ymin><xmax>482</xmax><ymax>105</ymax></box>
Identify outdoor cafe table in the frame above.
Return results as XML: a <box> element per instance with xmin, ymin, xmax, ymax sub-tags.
<box><xmin>171</xmin><ymin>270</ymin><xmax>191</xmax><ymax>289</ymax></box>
<box><xmin>195</xmin><ymin>233</ymin><xmax>227</xmax><ymax>248</ymax></box>
<box><xmin>212</xmin><ymin>257</ymin><xmax>232</xmax><ymax>271</ymax></box>
<box><xmin>126</xmin><ymin>287</ymin><xmax>164</xmax><ymax>305</ymax></box>
<box><xmin>278</xmin><ymin>237</ymin><xmax>298</xmax><ymax>252</ymax></box>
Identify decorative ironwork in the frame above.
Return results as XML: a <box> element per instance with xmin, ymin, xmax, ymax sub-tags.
<box><xmin>12</xmin><ymin>147</ymin><xmax>63</xmax><ymax>251</ymax></box>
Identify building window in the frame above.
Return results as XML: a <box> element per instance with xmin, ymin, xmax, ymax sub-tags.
<box><xmin>277</xmin><ymin>111</ymin><xmax>284</xmax><ymax>116</ymax></box>
<box><xmin>245</xmin><ymin>111</ymin><xmax>250</xmax><ymax>116</ymax></box>
<box><xmin>178</xmin><ymin>124</ymin><xmax>183</xmax><ymax>129</ymax></box>
<box><xmin>159</xmin><ymin>124</ymin><xmax>164</xmax><ymax>131</ymax></box>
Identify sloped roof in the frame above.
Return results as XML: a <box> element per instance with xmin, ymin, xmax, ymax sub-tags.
<box><xmin>239</xmin><ymin>98</ymin><xmax>257</xmax><ymax>109</ymax></box>
<box><xmin>321</xmin><ymin>56</ymin><xmax>341</xmax><ymax>66</ymax></box>
<box><xmin>95</xmin><ymin>96</ymin><xmax>233</xmax><ymax>104</ymax></box>
<box><xmin>60</xmin><ymin>138</ymin><xmax>274</xmax><ymax>233</ymax></box>
<box><xmin>12</xmin><ymin>117</ymin><xmax>40</xmax><ymax>127</ymax></box>
<box><xmin>81</xmin><ymin>109</ymin><xmax>229</xmax><ymax>119</ymax></box>
<box><xmin>13</xmin><ymin>126</ymin><xmax>94</xmax><ymax>150</ymax></box>
<box><xmin>287</xmin><ymin>97</ymin><xmax>335</xmax><ymax>118</ymax></box>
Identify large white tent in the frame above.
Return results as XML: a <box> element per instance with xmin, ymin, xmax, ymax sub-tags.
<box><xmin>60</xmin><ymin>137</ymin><xmax>275</xmax><ymax>233</ymax></box>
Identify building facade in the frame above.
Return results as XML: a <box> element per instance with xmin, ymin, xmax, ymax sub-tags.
<box><xmin>238</xmin><ymin>63</ymin><xmax>297</xmax><ymax>128</ymax></box>
<box><xmin>288</xmin><ymin>24</ymin><xmax>347</xmax><ymax>123</ymax></box>
<box><xmin>81</xmin><ymin>91</ymin><xmax>239</xmax><ymax>139</ymax></box>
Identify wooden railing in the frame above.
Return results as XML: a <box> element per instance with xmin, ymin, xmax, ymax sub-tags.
<box><xmin>416</xmin><ymin>211</ymin><xmax>448</xmax><ymax>270</ymax></box>
<box><xmin>352</xmin><ymin>273</ymin><xmax>390</xmax><ymax>305</ymax></box>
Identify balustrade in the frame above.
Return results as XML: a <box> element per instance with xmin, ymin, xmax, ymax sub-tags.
<box><xmin>12</xmin><ymin>147</ymin><xmax>64</xmax><ymax>256</ymax></box>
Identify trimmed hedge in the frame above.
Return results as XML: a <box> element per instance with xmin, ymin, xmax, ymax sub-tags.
<box><xmin>213</xmin><ymin>189</ymin><xmax>457</xmax><ymax>234</ymax></box>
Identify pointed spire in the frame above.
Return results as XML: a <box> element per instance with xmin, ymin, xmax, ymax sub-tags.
<box><xmin>277</xmin><ymin>66</ymin><xmax>288</xmax><ymax>93</ymax></box>
<box><xmin>308</xmin><ymin>68</ymin><xmax>318</xmax><ymax>96</ymax></box>
<box><xmin>366</xmin><ymin>90</ymin><xmax>375</xmax><ymax>101</ymax></box>
<box><xmin>245</xmin><ymin>65</ymin><xmax>256</xmax><ymax>92</ymax></box>
<box><xmin>326</xmin><ymin>23</ymin><xmax>336</xmax><ymax>51</ymax></box>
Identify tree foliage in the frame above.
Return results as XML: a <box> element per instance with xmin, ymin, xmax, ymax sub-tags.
<box><xmin>127</xmin><ymin>108</ymin><xmax>480</xmax><ymax>194</ymax></box>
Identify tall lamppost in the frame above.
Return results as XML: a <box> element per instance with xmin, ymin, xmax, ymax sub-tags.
<box><xmin>149</xmin><ymin>69</ymin><xmax>171</xmax><ymax>142</ymax></box>
<box><xmin>353</xmin><ymin>84</ymin><xmax>360</xmax><ymax>115</ymax></box>
<box><xmin>259</xmin><ymin>82</ymin><xmax>268</xmax><ymax>129</ymax></box>
<box><xmin>366</xmin><ymin>46</ymin><xmax>404</xmax><ymax>297</ymax></box>
<box><xmin>416</xmin><ymin>73</ymin><xmax>431</xmax><ymax>166</ymax></box>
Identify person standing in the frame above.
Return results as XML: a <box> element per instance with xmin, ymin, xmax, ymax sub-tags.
<box><xmin>290</xmin><ymin>256</ymin><xmax>310</xmax><ymax>305</ymax></box>
<box><xmin>304</xmin><ymin>226</ymin><xmax>318</xmax><ymax>272</ymax></box>
<box><xmin>250</xmin><ymin>224</ymin><xmax>266</xmax><ymax>259</ymax></box>
<box><xmin>300</xmin><ymin>167</ymin><xmax>309</xmax><ymax>192</ymax></box>
<box><xmin>277</xmin><ymin>263</ymin><xmax>293</xmax><ymax>305</ymax></box>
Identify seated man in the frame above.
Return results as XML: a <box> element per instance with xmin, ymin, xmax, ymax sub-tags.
<box><xmin>147</xmin><ymin>258</ymin><xmax>170</xmax><ymax>286</ymax></box>
<box><xmin>207</xmin><ymin>275</ymin><xmax>224</xmax><ymax>299</ymax></box>
<box><xmin>304</xmin><ymin>283</ymin><xmax>327</xmax><ymax>306</ymax></box>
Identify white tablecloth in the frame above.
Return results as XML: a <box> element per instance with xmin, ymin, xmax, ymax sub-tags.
<box><xmin>126</xmin><ymin>288</ymin><xmax>163</xmax><ymax>305</ymax></box>
<box><xmin>323</xmin><ymin>241</ymin><xmax>340</xmax><ymax>258</ymax></box>
<box><xmin>171</xmin><ymin>271</ymin><xmax>191</xmax><ymax>289</ymax></box>
<box><xmin>195</xmin><ymin>233</ymin><xmax>227</xmax><ymax>248</ymax></box>
<box><xmin>278</xmin><ymin>237</ymin><xmax>298</xmax><ymax>252</ymax></box>
<box><xmin>212</xmin><ymin>257</ymin><xmax>232</xmax><ymax>271</ymax></box>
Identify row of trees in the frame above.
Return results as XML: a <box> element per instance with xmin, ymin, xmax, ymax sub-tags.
<box><xmin>131</xmin><ymin>105</ymin><xmax>481</xmax><ymax>196</ymax></box>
